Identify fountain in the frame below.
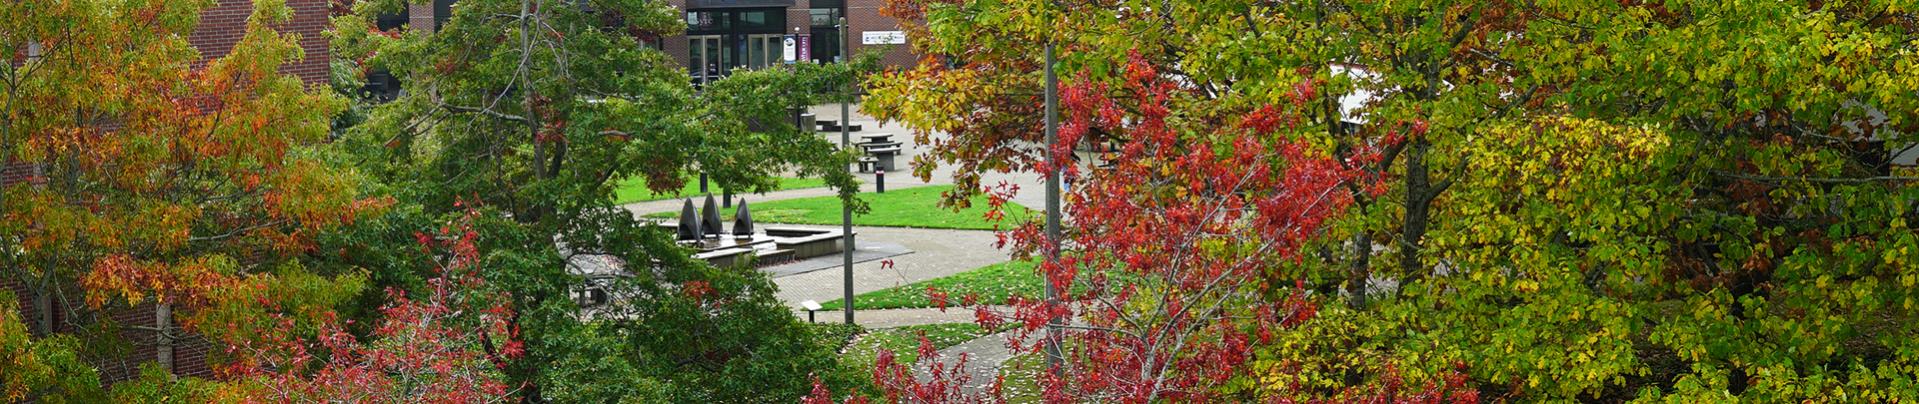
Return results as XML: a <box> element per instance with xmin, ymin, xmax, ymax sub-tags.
<box><xmin>659</xmin><ymin>198</ymin><xmax>849</xmax><ymax>268</ymax></box>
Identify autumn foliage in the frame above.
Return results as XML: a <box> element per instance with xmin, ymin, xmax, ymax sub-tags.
<box><xmin>228</xmin><ymin>209</ymin><xmax>520</xmax><ymax>403</ymax></box>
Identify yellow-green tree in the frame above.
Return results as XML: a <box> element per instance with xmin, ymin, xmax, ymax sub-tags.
<box><xmin>0</xmin><ymin>0</ymin><xmax>376</xmax><ymax>393</ymax></box>
<box><xmin>868</xmin><ymin>0</ymin><xmax>1919</xmax><ymax>400</ymax></box>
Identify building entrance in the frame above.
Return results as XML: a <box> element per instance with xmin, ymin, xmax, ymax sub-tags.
<box><xmin>684</xmin><ymin>8</ymin><xmax>787</xmax><ymax>85</ymax></box>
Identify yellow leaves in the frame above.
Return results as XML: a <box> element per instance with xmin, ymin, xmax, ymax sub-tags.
<box><xmin>1514</xmin><ymin>278</ymin><xmax>1540</xmax><ymax>294</ymax></box>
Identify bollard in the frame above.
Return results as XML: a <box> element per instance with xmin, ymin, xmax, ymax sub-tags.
<box><xmin>723</xmin><ymin>189</ymin><xmax>733</xmax><ymax>208</ymax></box>
<box><xmin>876</xmin><ymin>169</ymin><xmax>886</xmax><ymax>193</ymax></box>
<box><xmin>699</xmin><ymin>172</ymin><xmax>709</xmax><ymax>194</ymax></box>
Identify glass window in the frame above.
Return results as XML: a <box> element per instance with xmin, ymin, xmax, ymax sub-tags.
<box><xmin>748</xmin><ymin>36</ymin><xmax>766</xmax><ymax>68</ymax></box>
<box><xmin>739</xmin><ymin>10</ymin><xmax>766</xmax><ymax>30</ymax></box>
<box><xmin>809</xmin><ymin>9</ymin><xmax>837</xmax><ymax>28</ymax></box>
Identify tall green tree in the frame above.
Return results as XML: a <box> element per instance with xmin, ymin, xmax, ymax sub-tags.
<box><xmin>328</xmin><ymin>0</ymin><xmax>873</xmax><ymax>399</ymax></box>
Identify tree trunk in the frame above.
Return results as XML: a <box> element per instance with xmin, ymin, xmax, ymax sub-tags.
<box><xmin>156</xmin><ymin>301</ymin><xmax>175</xmax><ymax>375</ymax></box>
<box><xmin>32</xmin><ymin>286</ymin><xmax>53</xmax><ymax>336</ymax></box>
<box><xmin>1400</xmin><ymin>139</ymin><xmax>1433</xmax><ymax>279</ymax></box>
<box><xmin>1347</xmin><ymin>232</ymin><xmax>1370</xmax><ymax>309</ymax></box>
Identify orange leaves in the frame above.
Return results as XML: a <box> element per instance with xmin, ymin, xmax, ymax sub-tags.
<box><xmin>81</xmin><ymin>254</ymin><xmax>239</xmax><ymax>309</ymax></box>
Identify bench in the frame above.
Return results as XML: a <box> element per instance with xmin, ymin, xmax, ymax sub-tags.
<box><xmin>859</xmin><ymin>141</ymin><xmax>903</xmax><ymax>151</ymax></box>
<box><xmin>867</xmin><ymin>150</ymin><xmax>901</xmax><ymax>171</ymax></box>
<box><xmin>820</xmin><ymin>122</ymin><xmax>863</xmax><ymax>132</ymax></box>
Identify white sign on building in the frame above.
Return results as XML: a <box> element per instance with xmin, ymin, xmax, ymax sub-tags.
<box><xmin>861</xmin><ymin>31</ymin><xmax>906</xmax><ymax>45</ymax></box>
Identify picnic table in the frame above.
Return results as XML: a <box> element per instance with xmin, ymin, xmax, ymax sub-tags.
<box><xmin>859</xmin><ymin>133</ymin><xmax>895</xmax><ymax>143</ymax></box>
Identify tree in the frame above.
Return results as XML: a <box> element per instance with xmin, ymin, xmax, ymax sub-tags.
<box><xmin>327</xmin><ymin>0</ymin><xmax>875</xmax><ymax>398</ymax></box>
<box><xmin>868</xmin><ymin>0</ymin><xmax>1919</xmax><ymax>400</ymax></box>
<box><xmin>0</xmin><ymin>0</ymin><xmax>376</xmax><ymax>380</ymax></box>
<box><xmin>227</xmin><ymin>209</ymin><xmax>520</xmax><ymax>403</ymax></box>
<box><xmin>980</xmin><ymin>51</ymin><xmax>1371</xmax><ymax>402</ymax></box>
<box><xmin>0</xmin><ymin>291</ymin><xmax>104</xmax><ymax>402</ymax></box>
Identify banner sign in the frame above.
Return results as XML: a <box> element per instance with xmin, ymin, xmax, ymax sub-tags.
<box><xmin>782</xmin><ymin>35</ymin><xmax>798</xmax><ymax>64</ymax></box>
<box><xmin>861</xmin><ymin>31</ymin><xmax>906</xmax><ymax>45</ymax></box>
<box><xmin>796</xmin><ymin>35</ymin><xmax>811</xmax><ymax>62</ymax></box>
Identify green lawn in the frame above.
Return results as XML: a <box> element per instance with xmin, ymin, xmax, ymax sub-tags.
<box><xmin>997</xmin><ymin>352</ymin><xmax>1046</xmax><ymax>402</ymax></box>
<box><xmin>647</xmin><ymin>185</ymin><xmax>1032</xmax><ymax>230</ymax></box>
<box><xmin>821</xmin><ymin>260</ymin><xmax>1041</xmax><ymax>311</ymax></box>
<box><xmin>611</xmin><ymin>176</ymin><xmax>827</xmax><ymax>204</ymax></box>
<box><xmin>838</xmin><ymin>323</ymin><xmax>999</xmax><ymax>374</ymax></box>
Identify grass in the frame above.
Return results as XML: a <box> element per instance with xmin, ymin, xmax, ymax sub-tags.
<box><xmin>837</xmin><ymin>323</ymin><xmax>1001</xmax><ymax>383</ymax></box>
<box><xmin>611</xmin><ymin>175</ymin><xmax>827</xmax><ymax>204</ymax></box>
<box><xmin>646</xmin><ymin>184</ymin><xmax>1032</xmax><ymax>230</ymax></box>
<box><xmin>821</xmin><ymin>260</ymin><xmax>1042</xmax><ymax>311</ymax></box>
<box><xmin>997</xmin><ymin>352</ymin><xmax>1046</xmax><ymax>402</ymax></box>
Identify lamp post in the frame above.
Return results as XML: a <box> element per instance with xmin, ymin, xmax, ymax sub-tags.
<box><xmin>840</xmin><ymin>16</ymin><xmax>856</xmax><ymax>325</ymax></box>
<box><xmin>1042</xmin><ymin>41</ymin><xmax>1064</xmax><ymax>373</ymax></box>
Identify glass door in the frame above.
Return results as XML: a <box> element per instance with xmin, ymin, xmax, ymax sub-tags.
<box><xmin>689</xmin><ymin>35</ymin><xmax>726</xmax><ymax>85</ymax></box>
<box><xmin>744</xmin><ymin>34</ymin><xmax>783</xmax><ymax>69</ymax></box>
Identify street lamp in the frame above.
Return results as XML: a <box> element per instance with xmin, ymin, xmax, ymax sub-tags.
<box><xmin>839</xmin><ymin>16</ymin><xmax>856</xmax><ymax>325</ymax></box>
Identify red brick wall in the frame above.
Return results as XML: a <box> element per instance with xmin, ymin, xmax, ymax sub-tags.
<box><xmin>410</xmin><ymin>3</ymin><xmax>438</xmax><ymax>33</ymax></box>
<box><xmin>846</xmin><ymin>0</ymin><xmax>915</xmax><ymax>68</ymax></box>
<box><xmin>187</xmin><ymin>0</ymin><xmax>332</xmax><ymax>86</ymax></box>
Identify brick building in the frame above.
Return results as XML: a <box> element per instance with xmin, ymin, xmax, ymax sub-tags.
<box><xmin>1</xmin><ymin>0</ymin><xmax>332</xmax><ymax>383</ymax></box>
<box><xmin>658</xmin><ymin>0</ymin><xmax>918</xmax><ymax>85</ymax></box>
<box><xmin>383</xmin><ymin>0</ymin><xmax>917</xmax><ymax>89</ymax></box>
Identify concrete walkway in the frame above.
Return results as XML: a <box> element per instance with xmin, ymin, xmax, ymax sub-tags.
<box><xmin>936</xmin><ymin>330</ymin><xmax>1019</xmax><ymax>394</ymax></box>
<box><xmin>804</xmin><ymin>306</ymin><xmax>1009</xmax><ymax>329</ymax></box>
<box><xmin>770</xmin><ymin>226</ymin><xmax>1009</xmax><ymax>311</ymax></box>
<box><xmin>623</xmin><ymin>104</ymin><xmax>1049</xmax><ymax>370</ymax></box>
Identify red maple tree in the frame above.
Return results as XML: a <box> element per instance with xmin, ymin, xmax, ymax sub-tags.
<box><xmin>844</xmin><ymin>51</ymin><xmax>1391</xmax><ymax>403</ymax></box>
<box><xmin>227</xmin><ymin>208</ymin><xmax>522</xmax><ymax>403</ymax></box>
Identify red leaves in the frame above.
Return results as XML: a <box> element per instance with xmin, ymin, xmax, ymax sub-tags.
<box><xmin>905</xmin><ymin>48</ymin><xmax>1374</xmax><ymax>403</ymax></box>
<box><xmin>926</xmin><ymin>286</ymin><xmax>951</xmax><ymax>311</ymax></box>
<box><xmin>231</xmin><ymin>210</ymin><xmax>521</xmax><ymax>403</ymax></box>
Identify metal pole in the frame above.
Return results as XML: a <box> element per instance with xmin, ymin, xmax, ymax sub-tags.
<box><xmin>840</xmin><ymin>16</ymin><xmax>856</xmax><ymax>325</ymax></box>
<box><xmin>1043</xmin><ymin>42</ymin><xmax>1063</xmax><ymax>371</ymax></box>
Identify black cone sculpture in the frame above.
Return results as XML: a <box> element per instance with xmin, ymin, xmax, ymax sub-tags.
<box><xmin>701</xmin><ymin>194</ymin><xmax>724</xmax><ymax>237</ymax></box>
<box><xmin>677</xmin><ymin>199</ymin><xmax>700</xmax><ymax>241</ymax></box>
<box><xmin>733</xmin><ymin>200</ymin><xmax>754</xmax><ymax>236</ymax></box>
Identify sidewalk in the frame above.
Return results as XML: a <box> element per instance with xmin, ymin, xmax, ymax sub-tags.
<box><xmin>802</xmin><ymin>306</ymin><xmax>1006</xmax><ymax>329</ymax></box>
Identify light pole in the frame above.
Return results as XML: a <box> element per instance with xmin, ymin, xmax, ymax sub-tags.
<box><xmin>840</xmin><ymin>16</ymin><xmax>856</xmax><ymax>325</ymax></box>
<box><xmin>1042</xmin><ymin>42</ymin><xmax>1064</xmax><ymax>372</ymax></box>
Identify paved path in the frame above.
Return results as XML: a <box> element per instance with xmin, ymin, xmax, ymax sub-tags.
<box><xmin>770</xmin><ymin>226</ymin><xmax>1010</xmax><ymax>312</ymax></box>
<box><xmin>807</xmin><ymin>306</ymin><xmax>1007</xmax><ymax>329</ymax></box>
<box><xmin>806</xmin><ymin>104</ymin><xmax>1051</xmax><ymax>210</ymax></box>
<box><xmin>937</xmin><ymin>330</ymin><xmax>1019</xmax><ymax>394</ymax></box>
